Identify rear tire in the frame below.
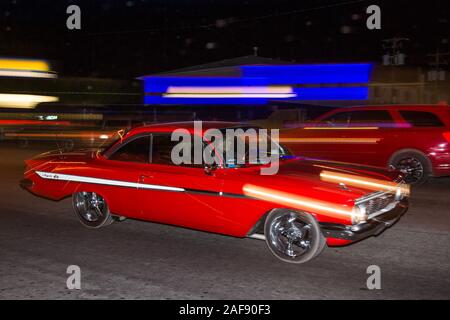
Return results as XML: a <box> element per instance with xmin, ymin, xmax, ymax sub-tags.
<box><xmin>264</xmin><ymin>209</ymin><xmax>326</xmax><ymax>264</ymax></box>
<box><xmin>390</xmin><ymin>151</ymin><xmax>431</xmax><ymax>185</ymax></box>
<box><xmin>72</xmin><ymin>192</ymin><xmax>114</xmax><ymax>228</ymax></box>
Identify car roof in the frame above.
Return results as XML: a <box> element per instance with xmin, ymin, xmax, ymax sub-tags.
<box><xmin>127</xmin><ymin>121</ymin><xmax>250</xmax><ymax>135</ymax></box>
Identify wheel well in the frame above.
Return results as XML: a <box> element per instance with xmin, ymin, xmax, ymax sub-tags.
<box><xmin>246</xmin><ymin>208</ymin><xmax>319</xmax><ymax>237</ymax></box>
<box><xmin>246</xmin><ymin>211</ymin><xmax>271</xmax><ymax>237</ymax></box>
<box><xmin>72</xmin><ymin>188</ymin><xmax>112</xmax><ymax>209</ymax></box>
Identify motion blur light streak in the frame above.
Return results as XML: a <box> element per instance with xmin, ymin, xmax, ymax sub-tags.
<box><xmin>241</xmin><ymin>64</ymin><xmax>373</xmax><ymax>84</ymax></box>
<box><xmin>0</xmin><ymin>58</ymin><xmax>56</xmax><ymax>79</ymax></box>
<box><xmin>294</xmin><ymin>87</ymin><xmax>369</xmax><ymax>101</ymax></box>
<box><xmin>303</xmin><ymin>127</ymin><xmax>380</xmax><ymax>130</ymax></box>
<box><xmin>0</xmin><ymin>70</ymin><xmax>57</xmax><ymax>79</ymax></box>
<box><xmin>164</xmin><ymin>86</ymin><xmax>296</xmax><ymax>98</ymax></box>
<box><xmin>0</xmin><ymin>58</ymin><xmax>50</xmax><ymax>72</ymax></box>
<box><xmin>242</xmin><ymin>184</ymin><xmax>358</xmax><ymax>220</ymax></box>
<box><xmin>164</xmin><ymin>93</ymin><xmax>297</xmax><ymax>98</ymax></box>
<box><xmin>0</xmin><ymin>120</ymin><xmax>70</xmax><ymax>126</ymax></box>
<box><xmin>5</xmin><ymin>132</ymin><xmax>113</xmax><ymax>140</ymax></box>
<box><xmin>166</xmin><ymin>86</ymin><xmax>294</xmax><ymax>94</ymax></box>
<box><xmin>142</xmin><ymin>64</ymin><xmax>371</xmax><ymax>104</ymax></box>
<box><xmin>319</xmin><ymin>170</ymin><xmax>410</xmax><ymax>195</ymax></box>
<box><xmin>279</xmin><ymin>138</ymin><xmax>381</xmax><ymax>144</ymax></box>
<box><xmin>0</xmin><ymin>94</ymin><xmax>59</xmax><ymax>109</ymax></box>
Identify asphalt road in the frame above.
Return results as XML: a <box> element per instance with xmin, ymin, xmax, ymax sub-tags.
<box><xmin>0</xmin><ymin>145</ymin><xmax>449</xmax><ymax>300</ymax></box>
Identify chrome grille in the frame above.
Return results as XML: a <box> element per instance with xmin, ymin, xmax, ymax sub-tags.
<box><xmin>364</xmin><ymin>194</ymin><xmax>395</xmax><ymax>216</ymax></box>
<box><xmin>355</xmin><ymin>190</ymin><xmax>400</xmax><ymax>220</ymax></box>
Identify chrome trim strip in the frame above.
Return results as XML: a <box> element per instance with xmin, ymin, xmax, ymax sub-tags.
<box><xmin>35</xmin><ymin>171</ymin><xmax>247</xmax><ymax>198</ymax></box>
<box><xmin>36</xmin><ymin>171</ymin><xmax>185</xmax><ymax>192</ymax></box>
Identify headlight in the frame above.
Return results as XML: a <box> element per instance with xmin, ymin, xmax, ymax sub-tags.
<box><xmin>396</xmin><ymin>184</ymin><xmax>410</xmax><ymax>200</ymax></box>
<box><xmin>352</xmin><ymin>204</ymin><xmax>368</xmax><ymax>225</ymax></box>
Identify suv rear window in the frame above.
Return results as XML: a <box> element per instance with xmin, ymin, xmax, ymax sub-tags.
<box><xmin>399</xmin><ymin>111</ymin><xmax>445</xmax><ymax>127</ymax></box>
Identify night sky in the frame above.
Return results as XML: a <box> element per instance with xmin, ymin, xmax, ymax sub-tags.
<box><xmin>0</xmin><ymin>0</ymin><xmax>448</xmax><ymax>78</ymax></box>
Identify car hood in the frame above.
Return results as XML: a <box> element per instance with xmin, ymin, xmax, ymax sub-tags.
<box><xmin>226</xmin><ymin>157</ymin><xmax>404</xmax><ymax>208</ymax></box>
<box><xmin>281</xmin><ymin>157</ymin><xmax>402</xmax><ymax>182</ymax></box>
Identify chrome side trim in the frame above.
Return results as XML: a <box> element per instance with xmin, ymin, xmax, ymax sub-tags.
<box><xmin>35</xmin><ymin>171</ymin><xmax>248</xmax><ymax>198</ymax></box>
<box><xmin>36</xmin><ymin>171</ymin><xmax>185</xmax><ymax>192</ymax></box>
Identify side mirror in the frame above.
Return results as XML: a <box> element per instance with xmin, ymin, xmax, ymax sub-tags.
<box><xmin>204</xmin><ymin>163</ymin><xmax>217</xmax><ymax>176</ymax></box>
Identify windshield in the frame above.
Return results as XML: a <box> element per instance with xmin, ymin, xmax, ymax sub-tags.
<box><xmin>99</xmin><ymin>129</ymin><xmax>127</xmax><ymax>153</ymax></box>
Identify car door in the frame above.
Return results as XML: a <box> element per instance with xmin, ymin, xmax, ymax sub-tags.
<box><xmin>95</xmin><ymin>134</ymin><xmax>151</xmax><ymax>219</ymax></box>
<box><xmin>138</xmin><ymin>133</ymin><xmax>227</xmax><ymax>234</ymax></box>
<box><xmin>280</xmin><ymin>111</ymin><xmax>351</xmax><ymax>160</ymax></box>
<box><xmin>336</xmin><ymin>110</ymin><xmax>394</xmax><ymax>166</ymax></box>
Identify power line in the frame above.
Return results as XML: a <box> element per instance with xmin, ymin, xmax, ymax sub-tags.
<box><xmin>86</xmin><ymin>0</ymin><xmax>369</xmax><ymax>37</ymax></box>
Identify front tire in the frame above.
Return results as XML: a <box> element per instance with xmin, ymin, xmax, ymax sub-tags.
<box><xmin>72</xmin><ymin>192</ymin><xmax>114</xmax><ymax>228</ymax></box>
<box><xmin>264</xmin><ymin>209</ymin><xmax>326</xmax><ymax>264</ymax></box>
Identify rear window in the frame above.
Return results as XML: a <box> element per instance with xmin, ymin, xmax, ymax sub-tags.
<box><xmin>399</xmin><ymin>111</ymin><xmax>445</xmax><ymax>127</ymax></box>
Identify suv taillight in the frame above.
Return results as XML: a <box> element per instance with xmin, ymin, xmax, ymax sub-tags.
<box><xmin>444</xmin><ymin>132</ymin><xmax>450</xmax><ymax>142</ymax></box>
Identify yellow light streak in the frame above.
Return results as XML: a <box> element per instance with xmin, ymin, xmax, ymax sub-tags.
<box><xmin>320</xmin><ymin>170</ymin><xmax>410</xmax><ymax>195</ymax></box>
<box><xmin>279</xmin><ymin>137</ymin><xmax>381</xmax><ymax>144</ymax></box>
<box><xmin>0</xmin><ymin>58</ymin><xmax>50</xmax><ymax>72</ymax></box>
<box><xmin>242</xmin><ymin>184</ymin><xmax>357</xmax><ymax>220</ymax></box>
<box><xmin>303</xmin><ymin>127</ymin><xmax>379</xmax><ymax>130</ymax></box>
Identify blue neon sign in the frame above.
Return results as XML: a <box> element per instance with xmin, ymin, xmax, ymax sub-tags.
<box><xmin>142</xmin><ymin>63</ymin><xmax>372</xmax><ymax>104</ymax></box>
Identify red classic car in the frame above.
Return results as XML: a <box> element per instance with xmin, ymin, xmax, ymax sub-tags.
<box><xmin>21</xmin><ymin>122</ymin><xmax>409</xmax><ymax>264</ymax></box>
<box><xmin>281</xmin><ymin>105</ymin><xmax>450</xmax><ymax>184</ymax></box>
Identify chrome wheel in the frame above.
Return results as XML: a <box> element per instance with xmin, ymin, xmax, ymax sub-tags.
<box><xmin>396</xmin><ymin>157</ymin><xmax>424</xmax><ymax>184</ymax></box>
<box><xmin>72</xmin><ymin>192</ymin><xmax>113</xmax><ymax>228</ymax></box>
<box><xmin>270</xmin><ymin>212</ymin><xmax>312</xmax><ymax>257</ymax></box>
<box><xmin>264</xmin><ymin>210</ymin><xmax>325</xmax><ymax>264</ymax></box>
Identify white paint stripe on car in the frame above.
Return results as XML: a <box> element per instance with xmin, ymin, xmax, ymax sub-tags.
<box><xmin>35</xmin><ymin>171</ymin><xmax>185</xmax><ymax>192</ymax></box>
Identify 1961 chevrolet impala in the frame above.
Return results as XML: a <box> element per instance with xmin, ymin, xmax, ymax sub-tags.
<box><xmin>21</xmin><ymin>122</ymin><xmax>409</xmax><ymax>264</ymax></box>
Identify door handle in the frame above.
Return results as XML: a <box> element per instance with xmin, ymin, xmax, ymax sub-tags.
<box><xmin>139</xmin><ymin>174</ymin><xmax>154</xmax><ymax>182</ymax></box>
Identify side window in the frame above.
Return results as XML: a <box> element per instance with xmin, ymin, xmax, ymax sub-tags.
<box><xmin>151</xmin><ymin>134</ymin><xmax>179</xmax><ymax>165</ymax></box>
<box><xmin>348</xmin><ymin>110</ymin><xmax>394</xmax><ymax>126</ymax></box>
<box><xmin>109</xmin><ymin>136</ymin><xmax>150</xmax><ymax>163</ymax></box>
<box><xmin>151</xmin><ymin>134</ymin><xmax>205</xmax><ymax>167</ymax></box>
<box><xmin>399</xmin><ymin>111</ymin><xmax>445</xmax><ymax>127</ymax></box>
<box><xmin>321</xmin><ymin>112</ymin><xmax>351</xmax><ymax>127</ymax></box>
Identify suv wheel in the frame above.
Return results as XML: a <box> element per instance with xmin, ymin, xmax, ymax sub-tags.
<box><xmin>390</xmin><ymin>151</ymin><xmax>431</xmax><ymax>185</ymax></box>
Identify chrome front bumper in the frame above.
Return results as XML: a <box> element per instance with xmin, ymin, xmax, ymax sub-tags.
<box><xmin>320</xmin><ymin>199</ymin><xmax>408</xmax><ymax>242</ymax></box>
